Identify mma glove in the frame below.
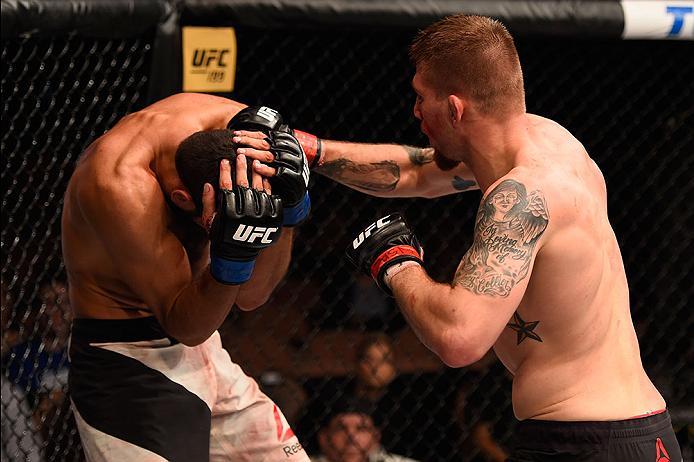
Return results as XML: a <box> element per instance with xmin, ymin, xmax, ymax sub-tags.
<box><xmin>227</xmin><ymin>106</ymin><xmax>320</xmax><ymax>226</ymax></box>
<box><xmin>345</xmin><ymin>213</ymin><xmax>424</xmax><ymax>296</ymax></box>
<box><xmin>209</xmin><ymin>186</ymin><xmax>283</xmax><ymax>285</ymax></box>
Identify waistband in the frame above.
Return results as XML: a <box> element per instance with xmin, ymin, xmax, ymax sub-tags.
<box><xmin>516</xmin><ymin>410</ymin><xmax>674</xmax><ymax>443</ymax></box>
<box><xmin>71</xmin><ymin>316</ymin><xmax>178</xmax><ymax>344</ymax></box>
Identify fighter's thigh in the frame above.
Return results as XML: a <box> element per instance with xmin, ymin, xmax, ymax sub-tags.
<box><xmin>72</xmin><ymin>401</ymin><xmax>167</xmax><ymax>462</ymax></box>
<box><xmin>69</xmin><ymin>341</ymin><xmax>212</xmax><ymax>462</ymax></box>
<box><xmin>209</xmin><ymin>395</ymin><xmax>309</xmax><ymax>462</ymax></box>
<box><xmin>207</xmin><ymin>335</ymin><xmax>309</xmax><ymax>461</ymax></box>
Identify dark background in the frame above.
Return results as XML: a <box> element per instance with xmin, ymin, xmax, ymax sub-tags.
<box><xmin>2</xmin><ymin>22</ymin><xmax>692</xmax><ymax>462</ymax></box>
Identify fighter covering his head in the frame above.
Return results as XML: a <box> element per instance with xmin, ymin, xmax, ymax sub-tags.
<box><xmin>62</xmin><ymin>94</ymin><xmax>312</xmax><ymax>461</ymax></box>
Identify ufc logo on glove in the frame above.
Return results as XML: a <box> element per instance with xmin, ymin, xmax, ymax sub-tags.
<box><xmin>352</xmin><ymin>216</ymin><xmax>392</xmax><ymax>249</ymax></box>
<box><xmin>257</xmin><ymin>106</ymin><xmax>279</xmax><ymax>122</ymax></box>
<box><xmin>232</xmin><ymin>225</ymin><xmax>279</xmax><ymax>244</ymax></box>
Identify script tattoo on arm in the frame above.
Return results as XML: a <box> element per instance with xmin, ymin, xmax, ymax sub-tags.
<box><xmin>315</xmin><ymin>158</ymin><xmax>400</xmax><ymax>192</ymax></box>
<box><xmin>454</xmin><ymin>179</ymin><xmax>549</xmax><ymax>297</ymax></box>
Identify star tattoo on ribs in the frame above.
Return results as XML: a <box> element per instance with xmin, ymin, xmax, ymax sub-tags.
<box><xmin>507</xmin><ymin>312</ymin><xmax>543</xmax><ymax>344</ymax></box>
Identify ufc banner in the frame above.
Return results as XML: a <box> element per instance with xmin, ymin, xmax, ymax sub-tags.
<box><xmin>182</xmin><ymin>26</ymin><xmax>237</xmax><ymax>92</ymax></box>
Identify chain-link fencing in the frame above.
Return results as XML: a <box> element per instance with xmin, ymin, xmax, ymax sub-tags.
<box><xmin>2</xmin><ymin>24</ymin><xmax>692</xmax><ymax>462</ymax></box>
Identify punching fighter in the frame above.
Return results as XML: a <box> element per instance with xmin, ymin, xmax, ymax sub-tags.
<box><xmin>235</xmin><ymin>15</ymin><xmax>682</xmax><ymax>462</ymax></box>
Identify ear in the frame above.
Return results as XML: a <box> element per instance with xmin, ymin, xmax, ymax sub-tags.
<box><xmin>170</xmin><ymin>188</ymin><xmax>196</xmax><ymax>213</ymax></box>
<box><xmin>447</xmin><ymin>95</ymin><xmax>465</xmax><ymax>126</ymax></box>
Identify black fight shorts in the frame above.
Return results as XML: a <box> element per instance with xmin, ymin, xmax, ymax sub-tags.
<box><xmin>508</xmin><ymin>410</ymin><xmax>682</xmax><ymax>462</ymax></box>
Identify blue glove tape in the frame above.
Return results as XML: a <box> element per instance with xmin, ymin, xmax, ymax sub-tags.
<box><xmin>283</xmin><ymin>193</ymin><xmax>311</xmax><ymax>226</ymax></box>
<box><xmin>210</xmin><ymin>256</ymin><xmax>256</xmax><ymax>285</ymax></box>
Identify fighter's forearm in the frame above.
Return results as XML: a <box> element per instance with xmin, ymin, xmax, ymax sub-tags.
<box><xmin>390</xmin><ymin>265</ymin><xmax>480</xmax><ymax>367</ymax></box>
<box><xmin>159</xmin><ymin>229</ymin><xmax>291</xmax><ymax>344</ymax></box>
<box><xmin>314</xmin><ymin>141</ymin><xmax>411</xmax><ymax>196</ymax></box>
<box><xmin>163</xmin><ymin>271</ymin><xmax>240</xmax><ymax>346</ymax></box>
<box><xmin>315</xmin><ymin>140</ymin><xmax>478</xmax><ymax>198</ymax></box>
<box><xmin>390</xmin><ymin>266</ymin><xmax>455</xmax><ymax>349</ymax></box>
<box><xmin>236</xmin><ymin>227</ymin><xmax>294</xmax><ymax>310</ymax></box>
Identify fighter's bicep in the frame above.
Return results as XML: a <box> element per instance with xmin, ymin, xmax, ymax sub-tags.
<box><xmin>453</xmin><ymin>177</ymin><xmax>549</xmax><ymax>299</ymax></box>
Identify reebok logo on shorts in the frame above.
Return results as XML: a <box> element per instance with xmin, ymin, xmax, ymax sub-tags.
<box><xmin>655</xmin><ymin>437</ymin><xmax>670</xmax><ymax>462</ymax></box>
<box><xmin>272</xmin><ymin>405</ymin><xmax>295</xmax><ymax>443</ymax></box>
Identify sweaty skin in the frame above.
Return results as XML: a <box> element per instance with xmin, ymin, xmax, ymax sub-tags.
<box><xmin>493</xmin><ymin>116</ymin><xmax>664</xmax><ymax>420</ymax></box>
<box><xmin>62</xmin><ymin>93</ymin><xmax>293</xmax><ymax>346</ymax></box>
<box><xmin>389</xmin><ymin>112</ymin><xmax>665</xmax><ymax>421</ymax></box>
<box><xmin>225</xmin><ymin>89</ymin><xmax>664</xmax><ymax>421</ymax></box>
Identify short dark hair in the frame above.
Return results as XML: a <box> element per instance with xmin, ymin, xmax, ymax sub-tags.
<box><xmin>174</xmin><ymin>129</ymin><xmax>237</xmax><ymax>213</ymax></box>
<box><xmin>409</xmin><ymin>14</ymin><xmax>525</xmax><ymax>114</ymax></box>
<box><xmin>325</xmin><ymin>396</ymin><xmax>375</xmax><ymax>425</ymax></box>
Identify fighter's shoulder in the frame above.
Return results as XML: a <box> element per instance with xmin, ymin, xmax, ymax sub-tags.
<box><xmin>485</xmin><ymin>168</ymin><xmax>554</xmax><ymax>219</ymax></box>
<box><xmin>73</xmin><ymin>159</ymin><xmax>160</xmax><ymax>221</ymax></box>
<box><xmin>140</xmin><ymin>92</ymin><xmax>243</xmax><ymax>119</ymax></box>
<box><xmin>484</xmin><ymin>167</ymin><xmax>552</xmax><ymax>200</ymax></box>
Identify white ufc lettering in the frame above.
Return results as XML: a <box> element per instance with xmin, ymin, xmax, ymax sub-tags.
<box><xmin>232</xmin><ymin>224</ymin><xmax>279</xmax><ymax>244</ymax></box>
<box><xmin>257</xmin><ymin>106</ymin><xmax>279</xmax><ymax>122</ymax></box>
<box><xmin>301</xmin><ymin>157</ymin><xmax>310</xmax><ymax>187</ymax></box>
<box><xmin>352</xmin><ymin>216</ymin><xmax>391</xmax><ymax>249</ymax></box>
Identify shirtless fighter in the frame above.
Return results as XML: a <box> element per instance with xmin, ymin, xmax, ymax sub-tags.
<box><xmin>236</xmin><ymin>15</ymin><xmax>682</xmax><ymax>462</ymax></box>
<box><xmin>61</xmin><ymin>94</ymin><xmax>314</xmax><ymax>461</ymax></box>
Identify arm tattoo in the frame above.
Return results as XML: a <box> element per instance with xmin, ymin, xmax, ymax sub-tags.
<box><xmin>314</xmin><ymin>158</ymin><xmax>400</xmax><ymax>192</ymax></box>
<box><xmin>452</xmin><ymin>175</ymin><xmax>476</xmax><ymax>191</ymax></box>
<box><xmin>454</xmin><ymin>179</ymin><xmax>549</xmax><ymax>297</ymax></box>
<box><xmin>406</xmin><ymin>146</ymin><xmax>434</xmax><ymax>166</ymax></box>
<box><xmin>406</xmin><ymin>147</ymin><xmax>476</xmax><ymax>191</ymax></box>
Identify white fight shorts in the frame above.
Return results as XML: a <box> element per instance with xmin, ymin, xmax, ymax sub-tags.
<box><xmin>68</xmin><ymin>316</ymin><xmax>308</xmax><ymax>462</ymax></box>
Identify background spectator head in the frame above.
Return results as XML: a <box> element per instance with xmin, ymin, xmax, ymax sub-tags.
<box><xmin>355</xmin><ymin>334</ymin><xmax>396</xmax><ymax>394</ymax></box>
<box><xmin>318</xmin><ymin>397</ymin><xmax>380</xmax><ymax>462</ymax></box>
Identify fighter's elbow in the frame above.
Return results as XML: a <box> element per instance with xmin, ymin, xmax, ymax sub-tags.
<box><xmin>178</xmin><ymin>335</ymin><xmax>209</xmax><ymax>347</ymax></box>
<box><xmin>159</xmin><ymin>312</ymin><xmax>213</xmax><ymax>347</ymax></box>
<box><xmin>235</xmin><ymin>290</ymin><xmax>271</xmax><ymax>311</ymax></box>
<box><xmin>164</xmin><ymin>325</ymin><xmax>212</xmax><ymax>346</ymax></box>
<box><xmin>434</xmin><ymin>329</ymin><xmax>488</xmax><ymax>368</ymax></box>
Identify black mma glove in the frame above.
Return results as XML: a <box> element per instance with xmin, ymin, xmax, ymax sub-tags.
<box><xmin>209</xmin><ymin>186</ymin><xmax>283</xmax><ymax>285</ymax></box>
<box><xmin>345</xmin><ymin>213</ymin><xmax>424</xmax><ymax>296</ymax></box>
<box><xmin>227</xmin><ymin>106</ymin><xmax>312</xmax><ymax>226</ymax></box>
<box><xmin>226</xmin><ymin>106</ymin><xmax>322</xmax><ymax>167</ymax></box>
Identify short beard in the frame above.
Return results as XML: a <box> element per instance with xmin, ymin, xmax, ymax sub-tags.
<box><xmin>433</xmin><ymin>149</ymin><xmax>461</xmax><ymax>171</ymax></box>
